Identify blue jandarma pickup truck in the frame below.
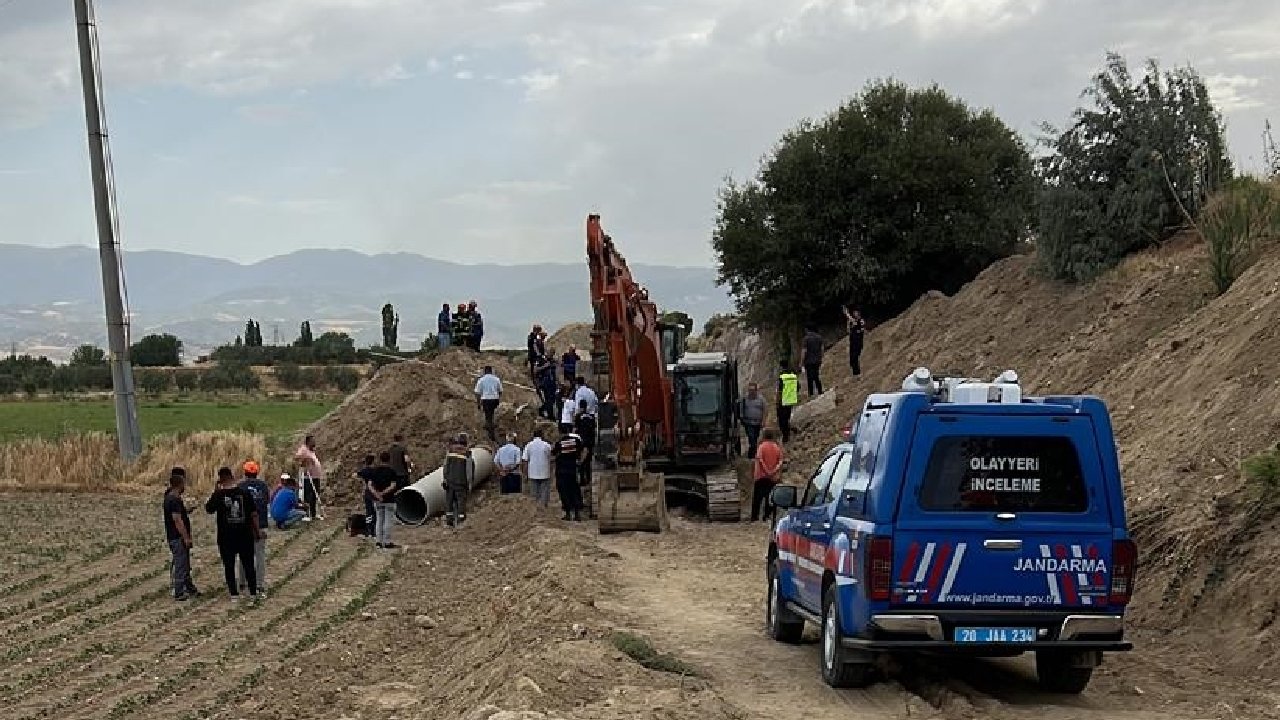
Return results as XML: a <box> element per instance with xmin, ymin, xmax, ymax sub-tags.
<box><xmin>766</xmin><ymin>368</ymin><xmax>1135</xmax><ymax>693</ymax></box>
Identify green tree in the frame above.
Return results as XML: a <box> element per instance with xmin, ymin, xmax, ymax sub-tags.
<box><xmin>130</xmin><ymin>333</ymin><xmax>183</xmax><ymax>367</ymax></box>
<box><xmin>313</xmin><ymin>332</ymin><xmax>357</xmax><ymax>364</ymax></box>
<box><xmin>381</xmin><ymin>303</ymin><xmax>399</xmax><ymax>350</ymax></box>
<box><xmin>295</xmin><ymin>321</ymin><xmax>314</xmax><ymax>348</ymax></box>
<box><xmin>713</xmin><ymin>79</ymin><xmax>1035</xmax><ymax>336</ymax></box>
<box><xmin>69</xmin><ymin>344</ymin><xmax>107</xmax><ymax>367</ymax></box>
<box><xmin>174</xmin><ymin>370</ymin><xmax>198</xmax><ymax>392</ymax></box>
<box><xmin>137</xmin><ymin>369</ymin><xmax>173</xmax><ymax>394</ymax></box>
<box><xmin>244</xmin><ymin>319</ymin><xmax>263</xmax><ymax>347</ymax></box>
<box><xmin>1037</xmin><ymin>53</ymin><xmax>1233</xmax><ymax>282</ymax></box>
<box><xmin>659</xmin><ymin>310</ymin><xmax>694</xmax><ymax>335</ymax></box>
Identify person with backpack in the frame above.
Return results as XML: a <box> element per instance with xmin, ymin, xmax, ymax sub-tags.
<box><xmin>237</xmin><ymin>460</ymin><xmax>270</xmax><ymax>595</ymax></box>
<box><xmin>206</xmin><ymin>467</ymin><xmax>262</xmax><ymax>602</ymax></box>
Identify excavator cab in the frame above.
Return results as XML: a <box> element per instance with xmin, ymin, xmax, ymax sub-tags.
<box><xmin>664</xmin><ymin>353</ymin><xmax>743</xmax><ymax>521</ymax></box>
<box><xmin>658</xmin><ymin>322</ymin><xmax>686</xmax><ymax>369</ymax></box>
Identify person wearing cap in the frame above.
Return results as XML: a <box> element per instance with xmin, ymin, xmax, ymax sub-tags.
<box><xmin>206</xmin><ymin>467</ymin><xmax>262</xmax><ymax>601</ymax></box>
<box><xmin>441</xmin><ymin>433</ymin><xmax>475</xmax><ymax>527</ymax></box>
<box><xmin>495</xmin><ymin>432</ymin><xmax>523</xmax><ymax>494</ymax></box>
<box><xmin>163</xmin><ymin>467</ymin><xmax>199</xmax><ymax>601</ymax></box>
<box><xmin>468</xmin><ymin>300</ymin><xmax>484</xmax><ymax>351</ymax></box>
<box><xmin>237</xmin><ymin>460</ymin><xmax>270</xmax><ymax>594</ymax></box>
<box><xmin>270</xmin><ymin>474</ymin><xmax>308</xmax><ymax>530</ymax></box>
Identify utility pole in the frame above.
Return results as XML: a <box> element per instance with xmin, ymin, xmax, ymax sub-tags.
<box><xmin>74</xmin><ymin>0</ymin><xmax>142</xmax><ymax>461</ymax></box>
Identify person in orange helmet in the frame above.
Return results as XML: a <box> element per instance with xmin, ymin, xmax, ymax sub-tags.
<box><xmin>468</xmin><ymin>300</ymin><xmax>484</xmax><ymax>351</ymax></box>
<box><xmin>237</xmin><ymin>460</ymin><xmax>270</xmax><ymax>595</ymax></box>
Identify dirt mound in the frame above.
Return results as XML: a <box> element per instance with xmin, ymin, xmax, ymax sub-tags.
<box><xmin>301</xmin><ymin>349</ymin><xmax>551</xmax><ymax>506</ymax></box>
<box><xmin>282</xmin><ymin>498</ymin><xmax>735</xmax><ymax>720</ymax></box>
<box><xmin>739</xmin><ymin>233</ymin><xmax>1280</xmax><ymax>671</ymax></box>
<box><xmin>547</xmin><ymin>322</ymin><xmax>592</xmax><ymax>357</ymax></box>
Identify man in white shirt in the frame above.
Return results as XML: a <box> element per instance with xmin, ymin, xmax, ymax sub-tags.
<box><xmin>473</xmin><ymin>365</ymin><xmax>503</xmax><ymax>442</ymax></box>
<box><xmin>521</xmin><ymin>428</ymin><xmax>554</xmax><ymax>507</ymax></box>
<box><xmin>494</xmin><ymin>432</ymin><xmax>523</xmax><ymax>494</ymax></box>
<box><xmin>559</xmin><ymin>388</ymin><xmax>577</xmax><ymax>430</ymax></box>
<box><xmin>573</xmin><ymin>376</ymin><xmax>599</xmax><ymax>416</ymax></box>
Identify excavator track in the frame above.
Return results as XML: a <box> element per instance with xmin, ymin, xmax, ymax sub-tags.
<box><xmin>705</xmin><ymin>468</ymin><xmax>742</xmax><ymax>523</ymax></box>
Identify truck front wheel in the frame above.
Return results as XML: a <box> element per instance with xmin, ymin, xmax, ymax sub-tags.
<box><xmin>766</xmin><ymin>560</ymin><xmax>804</xmax><ymax>644</ymax></box>
<box><xmin>820</xmin><ymin>586</ymin><xmax>875</xmax><ymax>688</ymax></box>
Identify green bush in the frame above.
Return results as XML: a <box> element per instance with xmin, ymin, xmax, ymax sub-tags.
<box><xmin>324</xmin><ymin>366</ymin><xmax>360</xmax><ymax>392</ymax></box>
<box><xmin>609</xmin><ymin>632</ymin><xmax>700</xmax><ymax>677</ymax></box>
<box><xmin>1244</xmin><ymin>445</ymin><xmax>1280</xmax><ymax>492</ymax></box>
<box><xmin>174</xmin><ymin>371</ymin><xmax>198</xmax><ymax>392</ymax></box>
<box><xmin>1202</xmin><ymin>178</ymin><xmax>1280</xmax><ymax>294</ymax></box>
<box><xmin>136</xmin><ymin>369</ymin><xmax>173</xmax><ymax>394</ymax></box>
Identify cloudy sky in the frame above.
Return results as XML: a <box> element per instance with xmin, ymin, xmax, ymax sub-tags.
<box><xmin>0</xmin><ymin>0</ymin><xmax>1274</xmax><ymax>267</ymax></box>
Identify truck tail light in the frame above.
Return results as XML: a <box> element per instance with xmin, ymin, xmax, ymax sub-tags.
<box><xmin>1109</xmin><ymin>539</ymin><xmax>1137</xmax><ymax>606</ymax></box>
<box><xmin>867</xmin><ymin>537</ymin><xmax>893</xmax><ymax>601</ymax></box>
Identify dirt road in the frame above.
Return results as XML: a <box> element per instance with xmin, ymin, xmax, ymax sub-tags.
<box><xmin>596</xmin><ymin>518</ymin><xmax>1280</xmax><ymax>720</ymax></box>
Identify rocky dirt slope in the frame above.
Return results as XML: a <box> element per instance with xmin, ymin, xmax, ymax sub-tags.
<box><xmin>715</xmin><ymin>235</ymin><xmax>1280</xmax><ymax>673</ymax></box>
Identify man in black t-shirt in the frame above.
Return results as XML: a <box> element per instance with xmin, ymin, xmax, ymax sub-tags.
<box><xmin>574</xmin><ymin>399</ymin><xmax>597</xmax><ymax>506</ymax></box>
<box><xmin>367</xmin><ymin>452</ymin><xmax>401</xmax><ymax>549</ymax></box>
<box><xmin>163</xmin><ymin>468</ymin><xmax>198</xmax><ymax>601</ymax></box>
<box><xmin>388</xmin><ymin>435</ymin><xmax>413</xmax><ymax>491</ymax></box>
<box><xmin>205</xmin><ymin>466</ymin><xmax>263</xmax><ymax>601</ymax></box>
<box><xmin>552</xmin><ymin>429</ymin><xmax>585</xmax><ymax>521</ymax></box>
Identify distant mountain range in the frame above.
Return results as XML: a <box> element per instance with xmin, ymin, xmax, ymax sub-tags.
<box><xmin>0</xmin><ymin>244</ymin><xmax>734</xmax><ymax>363</ymax></box>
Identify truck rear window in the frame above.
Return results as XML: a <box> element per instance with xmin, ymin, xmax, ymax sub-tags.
<box><xmin>918</xmin><ymin>436</ymin><xmax>1088</xmax><ymax>512</ymax></box>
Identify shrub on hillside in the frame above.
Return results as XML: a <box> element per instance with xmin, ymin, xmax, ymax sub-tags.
<box><xmin>714</xmin><ymin>79</ymin><xmax>1035</xmax><ymax>334</ymax></box>
<box><xmin>1202</xmin><ymin>178</ymin><xmax>1280</xmax><ymax>294</ymax></box>
<box><xmin>1244</xmin><ymin>444</ymin><xmax>1280</xmax><ymax>494</ymax></box>
<box><xmin>1038</xmin><ymin>53</ymin><xmax>1232</xmax><ymax>282</ymax></box>
<box><xmin>324</xmin><ymin>366</ymin><xmax>360</xmax><ymax>392</ymax></box>
<box><xmin>174</xmin><ymin>370</ymin><xmax>198</xmax><ymax>392</ymax></box>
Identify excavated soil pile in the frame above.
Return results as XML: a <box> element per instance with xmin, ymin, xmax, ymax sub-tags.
<box><xmin>744</xmin><ymin>234</ymin><xmax>1280</xmax><ymax>672</ymax></box>
<box><xmin>302</xmin><ymin>349</ymin><xmax>550</xmax><ymax>506</ymax></box>
<box><xmin>272</xmin><ymin>499</ymin><xmax>737</xmax><ymax>720</ymax></box>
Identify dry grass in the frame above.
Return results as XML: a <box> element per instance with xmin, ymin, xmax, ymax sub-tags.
<box><xmin>0</xmin><ymin>431</ymin><xmax>266</xmax><ymax>495</ymax></box>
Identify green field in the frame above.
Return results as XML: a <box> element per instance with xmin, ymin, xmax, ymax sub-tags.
<box><xmin>0</xmin><ymin>396</ymin><xmax>339</xmax><ymax>442</ymax></box>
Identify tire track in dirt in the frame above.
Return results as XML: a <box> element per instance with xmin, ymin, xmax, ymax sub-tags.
<box><xmin>0</xmin><ymin>523</ymin><xmax>326</xmax><ymax>707</ymax></box>
<box><xmin>59</xmin><ymin>529</ymin><xmax>374</xmax><ymax>720</ymax></box>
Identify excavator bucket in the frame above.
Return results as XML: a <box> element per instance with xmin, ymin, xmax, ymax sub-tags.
<box><xmin>595</xmin><ymin>468</ymin><xmax>668</xmax><ymax>534</ymax></box>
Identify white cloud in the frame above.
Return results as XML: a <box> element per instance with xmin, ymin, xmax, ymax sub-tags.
<box><xmin>371</xmin><ymin>62</ymin><xmax>413</xmax><ymax>86</ymax></box>
<box><xmin>454</xmin><ymin>70</ymin><xmax>474</xmax><ymax>80</ymax></box>
<box><xmin>1207</xmin><ymin>74</ymin><xmax>1264</xmax><ymax>111</ymax></box>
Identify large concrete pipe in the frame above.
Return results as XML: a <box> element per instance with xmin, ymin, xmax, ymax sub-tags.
<box><xmin>395</xmin><ymin>447</ymin><xmax>495</xmax><ymax>525</ymax></box>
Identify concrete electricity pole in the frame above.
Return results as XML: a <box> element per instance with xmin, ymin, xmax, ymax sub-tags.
<box><xmin>74</xmin><ymin>0</ymin><xmax>142</xmax><ymax>461</ymax></box>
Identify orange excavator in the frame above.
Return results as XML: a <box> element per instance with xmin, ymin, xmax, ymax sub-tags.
<box><xmin>586</xmin><ymin>214</ymin><xmax>742</xmax><ymax>533</ymax></box>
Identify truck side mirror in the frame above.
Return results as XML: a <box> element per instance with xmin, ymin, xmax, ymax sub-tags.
<box><xmin>770</xmin><ymin>484</ymin><xmax>798</xmax><ymax>509</ymax></box>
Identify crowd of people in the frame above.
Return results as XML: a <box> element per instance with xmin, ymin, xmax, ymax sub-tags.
<box><xmin>436</xmin><ymin>300</ymin><xmax>485</xmax><ymax>350</ymax></box>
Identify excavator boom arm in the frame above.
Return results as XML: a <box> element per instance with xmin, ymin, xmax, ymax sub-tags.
<box><xmin>587</xmin><ymin>214</ymin><xmax>674</xmax><ymax>467</ymax></box>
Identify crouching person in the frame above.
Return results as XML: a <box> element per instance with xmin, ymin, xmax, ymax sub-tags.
<box><xmin>442</xmin><ymin>433</ymin><xmax>474</xmax><ymax>528</ymax></box>
<box><xmin>270</xmin><ymin>474</ymin><xmax>308</xmax><ymax>530</ymax></box>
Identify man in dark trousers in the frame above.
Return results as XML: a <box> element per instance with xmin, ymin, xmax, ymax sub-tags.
<box><xmin>452</xmin><ymin>302</ymin><xmax>472</xmax><ymax>350</ymax></box>
<box><xmin>801</xmin><ymin>327</ymin><xmax>825</xmax><ymax>396</ymax></box>
<box><xmin>537</xmin><ymin>358</ymin><xmax>559</xmax><ymax>421</ymax></box>
<box><xmin>553</xmin><ymin>425</ymin><xmax>586</xmax><ymax>521</ymax></box>
<box><xmin>574</xmin><ymin>399</ymin><xmax>597</xmax><ymax>513</ymax></box>
<box><xmin>561</xmin><ymin>345</ymin><xmax>580</xmax><ymax>385</ymax></box>
<box><xmin>843</xmin><ymin>306</ymin><xmax>866</xmax><ymax>376</ymax></box>
<box><xmin>163</xmin><ymin>467</ymin><xmax>198</xmax><ymax>601</ymax></box>
<box><xmin>527</xmin><ymin>324</ymin><xmax>546</xmax><ymax>380</ymax></box>
<box><xmin>473</xmin><ymin>365</ymin><xmax>503</xmax><ymax>442</ymax></box>
<box><xmin>777</xmin><ymin>362</ymin><xmax>799</xmax><ymax>443</ymax></box>
<box><xmin>739</xmin><ymin>382</ymin><xmax>766</xmax><ymax>459</ymax></box>
<box><xmin>751</xmin><ymin>429</ymin><xmax>784</xmax><ymax>522</ymax></box>
<box><xmin>388</xmin><ymin>435</ymin><xmax>413</xmax><ymax>494</ymax></box>
<box><xmin>206</xmin><ymin>467</ymin><xmax>262</xmax><ymax>602</ymax></box>
<box><xmin>354</xmin><ymin>454</ymin><xmax>378</xmax><ymax>538</ymax></box>
<box><xmin>437</xmin><ymin>303</ymin><xmax>452</xmax><ymax>349</ymax></box>
<box><xmin>237</xmin><ymin>460</ymin><xmax>270</xmax><ymax>595</ymax></box>
<box><xmin>442</xmin><ymin>434</ymin><xmax>475</xmax><ymax>528</ymax></box>
<box><xmin>468</xmin><ymin>300</ymin><xmax>484</xmax><ymax>350</ymax></box>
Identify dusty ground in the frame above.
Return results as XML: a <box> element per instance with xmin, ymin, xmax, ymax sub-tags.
<box><xmin>5</xmin><ymin>489</ymin><xmax>1277</xmax><ymax>720</ymax></box>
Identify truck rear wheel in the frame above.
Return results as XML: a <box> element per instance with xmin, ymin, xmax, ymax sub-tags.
<box><xmin>820</xmin><ymin>586</ymin><xmax>874</xmax><ymax>688</ymax></box>
<box><xmin>1035</xmin><ymin>651</ymin><xmax>1096</xmax><ymax>694</ymax></box>
<box><xmin>766</xmin><ymin>560</ymin><xmax>803</xmax><ymax>643</ymax></box>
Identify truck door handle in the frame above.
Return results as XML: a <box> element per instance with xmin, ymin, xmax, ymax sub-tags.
<box><xmin>800</xmin><ymin>522</ymin><xmax>812</xmax><ymax>529</ymax></box>
<box><xmin>817</xmin><ymin>522</ymin><xmax>831</xmax><ymax>531</ymax></box>
<box><xmin>983</xmin><ymin>539</ymin><xmax>1023</xmax><ymax>551</ymax></box>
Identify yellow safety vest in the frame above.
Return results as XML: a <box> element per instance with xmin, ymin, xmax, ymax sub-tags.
<box><xmin>779</xmin><ymin>372</ymin><xmax>799</xmax><ymax>407</ymax></box>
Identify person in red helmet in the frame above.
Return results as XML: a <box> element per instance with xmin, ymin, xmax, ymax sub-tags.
<box><xmin>452</xmin><ymin>302</ymin><xmax>472</xmax><ymax>349</ymax></box>
<box><xmin>468</xmin><ymin>300</ymin><xmax>484</xmax><ymax>350</ymax></box>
